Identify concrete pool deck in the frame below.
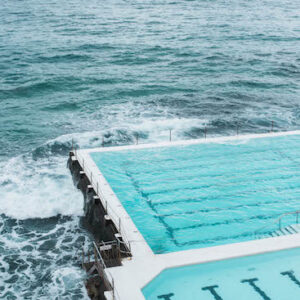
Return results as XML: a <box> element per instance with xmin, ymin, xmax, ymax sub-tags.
<box><xmin>73</xmin><ymin>130</ymin><xmax>300</xmax><ymax>300</ymax></box>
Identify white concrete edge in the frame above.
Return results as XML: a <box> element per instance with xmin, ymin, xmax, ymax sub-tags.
<box><xmin>74</xmin><ymin>130</ymin><xmax>300</xmax><ymax>300</ymax></box>
<box><xmin>75</xmin><ymin>149</ymin><xmax>154</xmax><ymax>259</ymax></box>
<box><xmin>79</xmin><ymin>130</ymin><xmax>300</xmax><ymax>154</ymax></box>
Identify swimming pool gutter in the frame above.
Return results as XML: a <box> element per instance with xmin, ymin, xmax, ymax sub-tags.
<box><xmin>70</xmin><ymin>130</ymin><xmax>300</xmax><ymax>300</ymax></box>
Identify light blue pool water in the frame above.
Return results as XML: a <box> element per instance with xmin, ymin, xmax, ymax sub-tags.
<box><xmin>142</xmin><ymin>247</ymin><xmax>300</xmax><ymax>300</ymax></box>
<box><xmin>91</xmin><ymin>134</ymin><xmax>300</xmax><ymax>253</ymax></box>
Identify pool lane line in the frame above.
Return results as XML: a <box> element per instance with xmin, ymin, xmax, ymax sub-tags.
<box><xmin>281</xmin><ymin>270</ymin><xmax>300</xmax><ymax>288</ymax></box>
<box><xmin>202</xmin><ymin>285</ymin><xmax>223</xmax><ymax>300</ymax></box>
<box><xmin>241</xmin><ymin>278</ymin><xmax>271</xmax><ymax>300</ymax></box>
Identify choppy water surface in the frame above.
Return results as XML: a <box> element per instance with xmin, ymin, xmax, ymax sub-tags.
<box><xmin>0</xmin><ymin>0</ymin><xmax>299</xmax><ymax>298</ymax></box>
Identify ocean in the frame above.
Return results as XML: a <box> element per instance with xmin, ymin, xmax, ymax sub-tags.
<box><xmin>0</xmin><ymin>0</ymin><xmax>299</xmax><ymax>298</ymax></box>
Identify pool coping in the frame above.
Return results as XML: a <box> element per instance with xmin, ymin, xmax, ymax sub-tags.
<box><xmin>75</xmin><ymin>130</ymin><xmax>300</xmax><ymax>300</ymax></box>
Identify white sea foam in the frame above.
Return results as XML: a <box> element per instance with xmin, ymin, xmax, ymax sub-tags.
<box><xmin>51</xmin><ymin>117</ymin><xmax>208</xmax><ymax>150</ymax></box>
<box><xmin>0</xmin><ymin>154</ymin><xmax>83</xmax><ymax>220</ymax></box>
<box><xmin>0</xmin><ymin>98</ymin><xmax>207</xmax><ymax>220</ymax></box>
<box><xmin>48</xmin><ymin>267</ymin><xmax>89</xmax><ymax>299</ymax></box>
<box><xmin>0</xmin><ymin>214</ymin><xmax>90</xmax><ymax>299</ymax></box>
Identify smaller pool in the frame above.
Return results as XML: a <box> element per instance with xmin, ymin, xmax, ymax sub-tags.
<box><xmin>142</xmin><ymin>248</ymin><xmax>300</xmax><ymax>300</ymax></box>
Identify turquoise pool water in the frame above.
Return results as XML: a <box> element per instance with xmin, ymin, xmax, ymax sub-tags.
<box><xmin>91</xmin><ymin>134</ymin><xmax>300</xmax><ymax>253</ymax></box>
<box><xmin>142</xmin><ymin>247</ymin><xmax>300</xmax><ymax>300</ymax></box>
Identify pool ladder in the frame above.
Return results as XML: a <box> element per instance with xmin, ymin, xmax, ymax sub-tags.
<box><xmin>255</xmin><ymin>210</ymin><xmax>300</xmax><ymax>239</ymax></box>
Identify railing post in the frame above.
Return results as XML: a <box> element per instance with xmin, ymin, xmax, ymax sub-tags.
<box><xmin>279</xmin><ymin>218</ymin><xmax>281</xmax><ymax>230</ymax></box>
<box><xmin>136</xmin><ymin>133</ymin><xmax>139</xmax><ymax>145</ymax></box>
<box><xmin>236</xmin><ymin>124</ymin><xmax>239</xmax><ymax>136</ymax></box>
<box><xmin>94</xmin><ymin>244</ymin><xmax>97</xmax><ymax>263</ymax></box>
<box><xmin>102</xmin><ymin>136</ymin><xmax>104</xmax><ymax>147</ymax></box>
<box><xmin>112</xmin><ymin>278</ymin><xmax>115</xmax><ymax>299</ymax></box>
<box><xmin>169</xmin><ymin>129</ymin><xmax>172</xmax><ymax>142</ymax></box>
<box><xmin>204</xmin><ymin>126</ymin><xmax>207</xmax><ymax>139</ymax></box>
<box><xmin>271</xmin><ymin>121</ymin><xmax>274</xmax><ymax>133</ymax></box>
<box><xmin>105</xmin><ymin>200</ymin><xmax>108</xmax><ymax>213</ymax></box>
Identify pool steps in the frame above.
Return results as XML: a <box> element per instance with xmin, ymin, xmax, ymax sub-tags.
<box><xmin>260</xmin><ymin>224</ymin><xmax>300</xmax><ymax>239</ymax></box>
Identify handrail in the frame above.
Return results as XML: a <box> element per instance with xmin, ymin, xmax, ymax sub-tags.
<box><xmin>94</xmin><ymin>241</ymin><xmax>107</xmax><ymax>268</ymax></box>
<box><xmin>93</xmin><ymin>241</ymin><xmax>120</xmax><ymax>300</ymax></box>
<box><xmin>254</xmin><ymin>210</ymin><xmax>300</xmax><ymax>235</ymax></box>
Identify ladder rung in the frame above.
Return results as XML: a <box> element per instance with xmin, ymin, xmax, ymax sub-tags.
<box><xmin>99</xmin><ymin>244</ymin><xmax>113</xmax><ymax>251</ymax></box>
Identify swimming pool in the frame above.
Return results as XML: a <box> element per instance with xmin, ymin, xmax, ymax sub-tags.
<box><xmin>91</xmin><ymin>134</ymin><xmax>300</xmax><ymax>253</ymax></box>
<box><xmin>142</xmin><ymin>247</ymin><xmax>300</xmax><ymax>300</ymax></box>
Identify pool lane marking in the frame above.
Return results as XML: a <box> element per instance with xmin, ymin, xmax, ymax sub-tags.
<box><xmin>115</xmin><ymin>167</ymin><xmax>296</xmax><ymax>248</ymax></box>
<box><xmin>121</xmin><ymin>141</ymin><xmax>300</xmax><ymax>176</ymax></box>
<box><xmin>202</xmin><ymin>285</ymin><xmax>223</xmax><ymax>300</ymax></box>
<box><xmin>281</xmin><ymin>270</ymin><xmax>300</xmax><ymax>288</ymax></box>
<box><xmin>241</xmin><ymin>278</ymin><xmax>271</xmax><ymax>300</ymax></box>
<box><xmin>151</xmin><ymin>188</ymin><xmax>300</xmax><ymax>207</ymax></box>
<box><xmin>158</xmin><ymin>197</ymin><xmax>300</xmax><ymax>217</ymax></box>
<box><xmin>109</xmin><ymin>166</ymin><xmax>299</xmax><ymax>249</ymax></box>
<box><xmin>157</xmin><ymin>293</ymin><xmax>175</xmax><ymax>299</ymax></box>
<box><xmin>134</xmin><ymin>174</ymin><xmax>300</xmax><ymax>198</ymax></box>
<box><xmin>121</xmin><ymin>165</ymin><xmax>179</xmax><ymax>247</ymax></box>
<box><xmin>170</xmin><ymin>212</ymin><xmax>280</xmax><ymax>232</ymax></box>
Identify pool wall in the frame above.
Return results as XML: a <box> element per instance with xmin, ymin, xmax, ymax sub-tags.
<box><xmin>69</xmin><ymin>130</ymin><xmax>300</xmax><ymax>300</ymax></box>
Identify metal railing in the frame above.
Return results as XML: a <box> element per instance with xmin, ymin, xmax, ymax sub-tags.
<box><xmin>132</xmin><ymin>123</ymin><xmax>276</xmax><ymax>144</ymax></box>
<box><xmin>70</xmin><ymin>120</ymin><xmax>276</xmax><ymax>146</ymax></box>
<box><xmin>74</xmin><ymin>150</ymin><xmax>132</xmax><ymax>255</ymax></box>
<box><xmin>254</xmin><ymin>210</ymin><xmax>300</xmax><ymax>236</ymax></box>
<box><xmin>93</xmin><ymin>241</ymin><xmax>120</xmax><ymax>300</ymax></box>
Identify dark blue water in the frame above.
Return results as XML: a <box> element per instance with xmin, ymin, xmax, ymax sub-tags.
<box><xmin>0</xmin><ymin>0</ymin><xmax>299</xmax><ymax>298</ymax></box>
